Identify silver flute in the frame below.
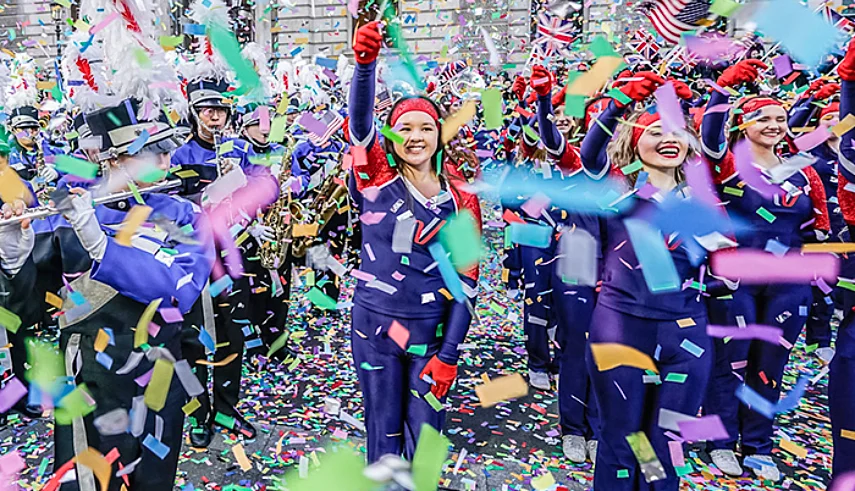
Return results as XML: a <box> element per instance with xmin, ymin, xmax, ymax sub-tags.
<box><xmin>0</xmin><ymin>179</ymin><xmax>183</xmax><ymax>226</ymax></box>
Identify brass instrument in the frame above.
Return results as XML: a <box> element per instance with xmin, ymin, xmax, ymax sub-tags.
<box><xmin>259</xmin><ymin>136</ymin><xmax>300</xmax><ymax>269</ymax></box>
<box><xmin>33</xmin><ymin>138</ymin><xmax>53</xmax><ymax>204</ymax></box>
<box><xmin>213</xmin><ymin>131</ymin><xmax>226</xmax><ymax>177</ymax></box>
<box><xmin>291</xmin><ymin>159</ymin><xmax>350</xmax><ymax>258</ymax></box>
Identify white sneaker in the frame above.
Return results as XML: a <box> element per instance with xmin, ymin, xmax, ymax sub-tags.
<box><xmin>529</xmin><ymin>370</ymin><xmax>551</xmax><ymax>390</ymax></box>
<box><xmin>750</xmin><ymin>455</ymin><xmax>780</xmax><ymax>481</ymax></box>
<box><xmin>562</xmin><ymin>435</ymin><xmax>587</xmax><ymax>463</ymax></box>
<box><xmin>816</xmin><ymin>347</ymin><xmax>836</xmax><ymax>364</ymax></box>
<box><xmin>710</xmin><ymin>449</ymin><xmax>743</xmax><ymax>476</ymax></box>
<box><xmin>587</xmin><ymin>440</ymin><xmax>598</xmax><ymax>465</ymax></box>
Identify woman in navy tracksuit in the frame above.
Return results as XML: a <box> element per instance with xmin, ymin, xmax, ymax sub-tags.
<box><xmin>348</xmin><ymin>21</ymin><xmax>481</xmax><ymax>462</ymax></box>
<box><xmin>701</xmin><ymin>60</ymin><xmax>830</xmax><ymax>480</ymax></box>
<box><xmin>520</xmin><ymin>64</ymin><xmax>603</xmax><ymax>464</ymax></box>
<box><xmin>579</xmin><ymin>70</ymin><xmax>723</xmax><ymax>491</ymax></box>
<box><xmin>829</xmin><ymin>39</ymin><xmax>855</xmax><ymax>477</ymax></box>
<box><xmin>788</xmin><ymin>79</ymin><xmax>844</xmax><ymax>361</ymax></box>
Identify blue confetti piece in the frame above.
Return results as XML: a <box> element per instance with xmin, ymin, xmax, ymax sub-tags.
<box><xmin>70</xmin><ymin>291</ymin><xmax>86</xmax><ymax>306</ymax></box>
<box><xmin>624</xmin><ymin>218</ymin><xmax>681</xmax><ymax>294</ymax></box>
<box><xmin>509</xmin><ymin>223</ymin><xmax>552</xmax><ymax>248</ymax></box>
<box><xmin>198</xmin><ymin>328</ymin><xmax>215</xmax><ymax>352</ymax></box>
<box><xmin>95</xmin><ymin>352</ymin><xmax>113</xmax><ymax>370</ymax></box>
<box><xmin>183</xmin><ymin>23</ymin><xmax>206</xmax><ymax>35</ymax></box>
<box><xmin>428</xmin><ymin>243</ymin><xmax>465</xmax><ymax>302</ymax></box>
<box><xmin>764</xmin><ymin>239</ymin><xmax>790</xmax><ymax>257</ymax></box>
<box><xmin>142</xmin><ymin>434</ymin><xmax>170</xmax><ymax>460</ymax></box>
<box><xmin>103</xmin><ymin>327</ymin><xmax>115</xmax><ymax>346</ymax></box>
<box><xmin>126</xmin><ymin>129</ymin><xmax>150</xmax><ymax>155</ymax></box>
<box><xmin>209</xmin><ymin>275</ymin><xmax>233</xmax><ymax>297</ymax></box>
<box><xmin>315</xmin><ymin>57</ymin><xmax>338</xmax><ymax>69</ymax></box>
<box><xmin>752</xmin><ymin>0</ymin><xmax>842</xmax><ymax>66</ymax></box>
<box><xmin>679</xmin><ymin>339</ymin><xmax>705</xmax><ymax>358</ymax></box>
<box><xmin>245</xmin><ymin>338</ymin><xmax>263</xmax><ymax>349</ymax></box>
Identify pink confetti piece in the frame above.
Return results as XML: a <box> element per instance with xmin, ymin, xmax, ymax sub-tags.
<box><xmin>135</xmin><ymin>368</ymin><xmax>154</xmax><ymax>388</ymax></box>
<box><xmin>362</xmin><ymin>186</ymin><xmax>380</xmax><ymax>202</ymax></box>
<box><xmin>388</xmin><ymin>320</ymin><xmax>410</xmax><ymax>350</ymax></box>
<box><xmin>0</xmin><ymin>377</ymin><xmax>26</xmax><ymax>413</ymax></box>
<box><xmin>733</xmin><ymin>139</ymin><xmax>783</xmax><ymax>200</ymax></box>
<box><xmin>359</xmin><ymin>211</ymin><xmax>387</xmax><ymax>225</ymax></box>
<box><xmin>677</xmin><ymin>415</ymin><xmax>729</xmax><ymax>442</ymax></box>
<box><xmin>259</xmin><ymin>106</ymin><xmax>270</xmax><ymax>134</ymax></box>
<box><xmin>707</xmin><ymin>324</ymin><xmax>784</xmax><ymax>345</ymax></box>
<box><xmin>148</xmin><ymin>321</ymin><xmax>161</xmax><ymax>338</ymax></box>
<box><xmin>654</xmin><ymin>82</ymin><xmax>685</xmax><ymax>134</ymax></box>
<box><xmin>88</xmin><ymin>12</ymin><xmax>119</xmax><ymax>35</ymax></box>
<box><xmin>520</xmin><ymin>192</ymin><xmax>551</xmax><ymax>219</ymax></box>
<box><xmin>711</xmin><ymin>250</ymin><xmax>839</xmax><ymax>284</ymax></box>
<box><xmin>668</xmin><ymin>441</ymin><xmax>685</xmax><ymax>468</ymax></box>
<box><xmin>794</xmin><ymin>128</ymin><xmax>832</xmax><ymax>152</ymax></box>
<box><xmin>349</xmin><ymin>269</ymin><xmax>376</xmax><ymax>282</ymax></box>
<box><xmin>158</xmin><ymin>307</ymin><xmax>183</xmax><ymax>323</ymax></box>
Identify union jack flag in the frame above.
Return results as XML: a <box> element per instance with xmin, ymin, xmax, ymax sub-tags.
<box><xmin>638</xmin><ymin>0</ymin><xmax>712</xmax><ymax>45</ymax></box>
<box><xmin>629</xmin><ymin>29</ymin><xmax>662</xmax><ymax>61</ymax></box>
<box><xmin>819</xmin><ymin>2</ymin><xmax>855</xmax><ymax>33</ymax></box>
<box><xmin>533</xmin><ymin>12</ymin><xmax>578</xmax><ymax>57</ymax></box>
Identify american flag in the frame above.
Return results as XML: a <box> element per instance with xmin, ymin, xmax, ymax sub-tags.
<box><xmin>375</xmin><ymin>88</ymin><xmax>393</xmax><ymax>113</ymax></box>
<box><xmin>638</xmin><ymin>0</ymin><xmax>712</xmax><ymax>45</ymax></box>
<box><xmin>307</xmin><ymin>110</ymin><xmax>345</xmax><ymax>146</ymax></box>
<box><xmin>533</xmin><ymin>12</ymin><xmax>578</xmax><ymax>57</ymax></box>
<box><xmin>629</xmin><ymin>29</ymin><xmax>662</xmax><ymax>61</ymax></box>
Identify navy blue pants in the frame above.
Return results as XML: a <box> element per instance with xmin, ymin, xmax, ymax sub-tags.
<box><xmin>520</xmin><ymin>244</ymin><xmax>556</xmax><ymax>373</ymax></box>
<box><xmin>351</xmin><ymin>304</ymin><xmax>445</xmax><ymax>463</ymax></box>
<box><xmin>587</xmin><ymin>304</ymin><xmax>711</xmax><ymax>491</ymax></box>
<box><xmin>806</xmin><ymin>284</ymin><xmax>835</xmax><ymax>348</ymax></box>
<box><xmin>705</xmin><ymin>283</ymin><xmax>811</xmax><ymax>454</ymax></box>
<box><xmin>830</xmin><ymin>255</ymin><xmax>855</xmax><ymax>475</ymax></box>
<box><xmin>554</xmin><ymin>278</ymin><xmax>599</xmax><ymax>439</ymax></box>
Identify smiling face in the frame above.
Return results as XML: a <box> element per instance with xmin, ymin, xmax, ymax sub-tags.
<box><xmin>553</xmin><ymin>106</ymin><xmax>574</xmax><ymax>136</ymax></box>
<box><xmin>743</xmin><ymin>105</ymin><xmax>787</xmax><ymax>150</ymax></box>
<box><xmin>636</xmin><ymin>122</ymin><xmax>689</xmax><ymax>170</ymax></box>
<box><xmin>392</xmin><ymin>111</ymin><xmax>439</xmax><ymax>169</ymax></box>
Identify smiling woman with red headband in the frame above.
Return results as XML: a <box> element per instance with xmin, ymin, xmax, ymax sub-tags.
<box><xmin>577</xmin><ymin>71</ymin><xmax>726</xmax><ymax>491</ymax></box>
<box><xmin>346</xmin><ymin>21</ymin><xmax>481</xmax><ymax>463</ymax></box>
<box><xmin>700</xmin><ymin>59</ymin><xmax>830</xmax><ymax>481</ymax></box>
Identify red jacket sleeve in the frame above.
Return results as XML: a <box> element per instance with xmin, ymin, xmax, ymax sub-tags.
<box><xmin>804</xmin><ymin>166</ymin><xmax>831</xmax><ymax>233</ymax></box>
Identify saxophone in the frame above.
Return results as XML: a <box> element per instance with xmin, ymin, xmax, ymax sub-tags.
<box><xmin>33</xmin><ymin>138</ymin><xmax>52</xmax><ymax>204</ymax></box>
<box><xmin>290</xmin><ymin>155</ymin><xmax>350</xmax><ymax>258</ymax></box>
<box><xmin>259</xmin><ymin>136</ymin><xmax>301</xmax><ymax>269</ymax></box>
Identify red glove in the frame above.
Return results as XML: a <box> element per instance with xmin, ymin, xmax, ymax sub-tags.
<box><xmin>805</xmin><ymin>79</ymin><xmax>828</xmax><ymax>98</ymax></box>
<box><xmin>617</xmin><ymin>71</ymin><xmax>665</xmax><ymax>107</ymax></box>
<box><xmin>668</xmin><ymin>78</ymin><xmax>693</xmax><ymax>100</ymax></box>
<box><xmin>419</xmin><ymin>355</ymin><xmax>457</xmax><ymax>399</ymax></box>
<box><xmin>512</xmin><ymin>75</ymin><xmax>528</xmax><ymax>101</ymax></box>
<box><xmin>717</xmin><ymin>59</ymin><xmax>767</xmax><ymax>88</ymax></box>
<box><xmin>612</xmin><ymin>69</ymin><xmax>634</xmax><ymax>88</ymax></box>
<box><xmin>426</xmin><ymin>81</ymin><xmax>437</xmax><ymax>94</ymax></box>
<box><xmin>353</xmin><ymin>21</ymin><xmax>382</xmax><ymax>65</ymax></box>
<box><xmin>530</xmin><ymin>65</ymin><xmax>553</xmax><ymax>97</ymax></box>
<box><xmin>840</xmin><ymin>41</ymin><xmax>855</xmax><ymax>82</ymax></box>
<box><xmin>815</xmin><ymin>82</ymin><xmax>840</xmax><ymax>101</ymax></box>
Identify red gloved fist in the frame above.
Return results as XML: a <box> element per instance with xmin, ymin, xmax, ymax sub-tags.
<box><xmin>717</xmin><ymin>59</ymin><xmax>767</xmax><ymax>88</ymax></box>
<box><xmin>530</xmin><ymin>65</ymin><xmax>553</xmax><ymax>97</ymax></box>
<box><xmin>815</xmin><ymin>82</ymin><xmax>840</xmax><ymax>101</ymax></box>
<box><xmin>617</xmin><ymin>71</ymin><xmax>666</xmax><ymax>107</ymax></box>
<box><xmin>353</xmin><ymin>21</ymin><xmax>382</xmax><ymax>65</ymax></box>
<box><xmin>612</xmin><ymin>69</ymin><xmax>634</xmax><ymax>88</ymax></box>
<box><xmin>805</xmin><ymin>79</ymin><xmax>828</xmax><ymax>97</ymax></box>
<box><xmin>668</xmin><ymin>78</ymin><xmax>693</xmax><ymax>100</ymax></box>
<box><xmin>840</xmin><ymin>40</ymin><xmax>855</xmax><ymax>82</ymax></box>
<box><xmin>419</xmin><ymin>355</ymin><xmax>458</xmax><ymax>399</ymax></box>
<box><xmin>512</xmin><ymin>75</ymin><xmax>528</xmax><ymax>101</ymax></box>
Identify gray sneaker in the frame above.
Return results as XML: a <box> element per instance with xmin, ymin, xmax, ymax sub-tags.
<box><xmin>587</xmin><ymin>439</ymin><xmax>598</xmax><ymax>465</ymax></box>
<box><xmin>562</xmin><ymin>435</ymin><xmax>587</xmax><ymax>463</ymax></box>
<box><xmin>751</xmin><ymin>455</ymin><xmax>780</xmax><ymax>482</ymax></box>
<box><xmin>528</xmin><ymin>370</ymin><xmax>551</xmax><ymax>390</ymax></box>
<box><xmin>710</xmin><ymin>449</ymin><xmax>743</xmax><ymax>476</ymax></box>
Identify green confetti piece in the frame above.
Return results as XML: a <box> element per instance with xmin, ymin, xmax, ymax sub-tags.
<box><xmin>675</xmin><ymin>463</ymin><xmax>693</xmax><ymax>476</ymax></box>
<box><xmin>664</xmin><ymin>373</ymin><xmax>688</xmax><ymax>383</ymax></box>
<box><xmin>413</xmin><ymin>424</ymin><xmax>450</xmax><ymax>491</ymax></box>
<box><xmin>588</xmin><ymin>35</ymin><xmax>619</xmax><ymax>58</ymax></box>
<box><xmin>306</xmin><ymin>287</ymin><xmax>338</xmax><ymax>310</ymax></box>
<box><xmin>522</xmin><ymin>125</ymin><xmax>540</xmax><ymax>142</ymax></box>
<box><xmin>268</xmin><ymin>116</ymin><xmax>287</xmax><ymax>141</ymax></box>
<box><xmin>386</xmin><ymin>152</ymin><xmax>397</xmax><ymax>168</ymax></box>
<box><xmin>489</xmin><ymin>301</ymin><xmax>506</xmax><ymax>316</ymax></box>
<box><xmin>723</xmin><ymin>186</ymin><xmax>744</xmax><ymax>197</ymax></box>
<box><xmin>401</xmin><ymin>256</ymin><xmax>410</xmax><ymax>266</ymax></box>
<box><xmin>214</xmin><ymin>412</ymin><xmax>235</xmax><ymax>429</ymax></box>
<box><xmin>25</xmin><ymin>339</ymin><xmax>64</xmax><ymax>392</ymax></box>
<box><xmin>606</xmin><ymin>87</ymin><xmax>633</xmax><ymax>106</ymax></box>
<box><xmin>0</xmin><ymin>306</ymin><xmax>21</xmax><ymax>333</ymax></box>
<box><xmin>407</xmin><ymin>344</ymin><xmax>428</xmax><ymax>356</ymax></box>
<box><xmin>424</xmin><ymin>391</ymin><xmax>443</xmax><ymax>412</ymax></box>
<box><xmin>838</xmin><ymin>279</ymin><xmax>855</xmax><ymax>291</ymax></box>
<box><xmin>55</xmin><ymin>384</ymin><xmax>96</xmax><ymax>425</ymax></box>
<box><xmin>54</xmin><ymin>155</ymin><xmax>100</xmax><ymax>180</ymax></box>
<box><xmin>435</xmin><ymin>323</ymin><xmax>443</xmax><ymax>337</ymax></box>
<box><xmin>563</xmin><ymin>93</ymin><xmax>587</xmax><ymax>118</ymax></box>
<box><xmin>381</xmin><ymin>125</ymin><xmax>405</xmax><ymax>145</ymax></box>
<box><xmin>277</xmin><ymin>447</ymin><xmax>374</xmax><ymax>491</ymax></box>
<box><xmin>266</xmin><ymin>332</ymin><xmax>290</xmax><ymax>358</ymax></box>
<box><xmin>710</xmin><ymin>0</ymin><xmax>741</xmax><ymax>17</ymax></box>
<box><xmin>617</xmin><ymin>469</ymin><xmax>630</xmax><ymax>479</ymax></box>
<box><xmin>439</xmin><ymin>210</ymin><xmax>481</xmax><ymax>271</ymax></box>
<box><xmin>482</xmin><ymin>88</ymin><xmax>504</xmax><ymax>130</ymax></box>
<box><xmin>218</xmin><ymin>139</ymin><xmax>235</xmax><ymax>155</ymax></box>
<box><xmin>159</xmin><ymin>35</ymin><xmax>184</xmax><ymax>47</ymax></box>
<box><xmin>756</xmin><ymin>207</ymin><xmax>777</xmax><ymax>223</ymax></box>
<box><xmin>621</xmin><ymin>160</ymin><xmax>644</xmax><ymax>175</ymax></box>
<box><xmin>127</xmin><ymin>181</ymin><xmax>145</xmax><ymax>206</ymax></box>
<box><xmin>359</xmin><ymin>362</ymin><xmax>383</xmax><ymax>371</ymax></box>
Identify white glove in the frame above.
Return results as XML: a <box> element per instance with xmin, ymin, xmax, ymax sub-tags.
<box><xmin>39</xmin><ymin>164</ymin><xmax>59</xmax><ymax>183</ymax></box>
<box><xmin>248</xmin><ymin>223</ymin><xmax>275</xmax><ymax>243</ymax></box>
<box><xmin>280</xmin><ymin>176</ymin><xmax>298</xmax><ymax>194</ymax></box>
<box><xmin>62</xmin><ymin>189</ymin><xmax>108</xmax><ymax>262</ymax></box>
<box><xmin>0</xmin><ymin>205</ymin><xmax>34</xmax><ymax>275</ymax></box>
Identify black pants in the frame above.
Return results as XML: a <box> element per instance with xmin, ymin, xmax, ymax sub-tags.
<box><xmin>246</xmin><ymin>257</ymin><xmax>294</xmax><ymax>349</ymax></box>
<box><xmin>183</xmin><ymin>275</ymin><xmax>251</xmax><ymax>426</ymax></box>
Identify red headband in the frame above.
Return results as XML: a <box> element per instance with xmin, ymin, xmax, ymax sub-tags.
<box><xmin>390</xmin><ymin>98</ymin><xmax>440</xmax><ymax>127</ymax></box>
<box><xmin>820</xmin><ymin>102</ymin><xmax>840</xmax><ymax>120</ymax></box>
<box><xmin>631</xmin><ymin>111</ymin><xmax>661</xmax><ymax>147</ymax></box>
<box><xmin>737</xmin><ymin>97</ymin><xmax>783</xmax><ymax>125</ymax></box>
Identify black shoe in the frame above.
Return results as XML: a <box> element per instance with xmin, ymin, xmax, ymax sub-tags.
<box><xmin>13</xmin><ymin>402</ymin><xmax>43</xmax><ymax>420</ymax></box>
<box><xmin>214</xmin><ymin>412</ymin><xmax>257</xmax><ymax>440</ymax></box>
<box><xmin>189</xmin><ymin>424</ymin><xmax>213</xmax><ymax>448</ymax></box>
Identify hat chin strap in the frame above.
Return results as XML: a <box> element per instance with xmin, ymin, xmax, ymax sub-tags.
<box><xmin>239</xmin><ymin>123</ymin><xmax>269</xmax><ymax>149</ymax></box>
<box><xmin>191</xmin><ymin>105</ymin><xmax>228</xmax><ymax>139</ymax></box>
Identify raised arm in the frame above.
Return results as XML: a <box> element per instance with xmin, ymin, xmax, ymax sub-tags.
<box><xmin>348</xmin><ymin>21</ymin><xmax>382</xmax><ymax>148</ymax></box>
<box><xmin>530</xmin><ymin>65</ymin><xmax>565</xmax><ymax>155</ymax></box>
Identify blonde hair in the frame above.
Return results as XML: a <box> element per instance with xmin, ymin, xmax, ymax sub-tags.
<box><xmin>606</xmin><ymin>108</ymin><xmax>698</xmax><ymax>187</ymax></box>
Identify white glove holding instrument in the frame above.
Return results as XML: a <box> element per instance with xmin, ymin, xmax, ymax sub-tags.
<box><xmin>0</xmin><ymin>200</ymin><xmax>34</xmax><ymax>274</ymax></box>
<box><xmin>59</xmin><ymin>188</ymin><xmax>108</xmax><ymax>262</ymax></box>
<box><xmin>249</xmin><ymin>222</ymin><xmax>275</xmax><ymax>243</ymax></box>
<box><xmin>39</xmin><ymin>164</ymin><xmax>59</xmax><ymax>183</ymax></box>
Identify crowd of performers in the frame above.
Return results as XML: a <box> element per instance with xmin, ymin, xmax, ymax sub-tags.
<box><xmin>0</xmin><ymin>0</ymin><xmax>855</xmax><ymax>489</ymax></box>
